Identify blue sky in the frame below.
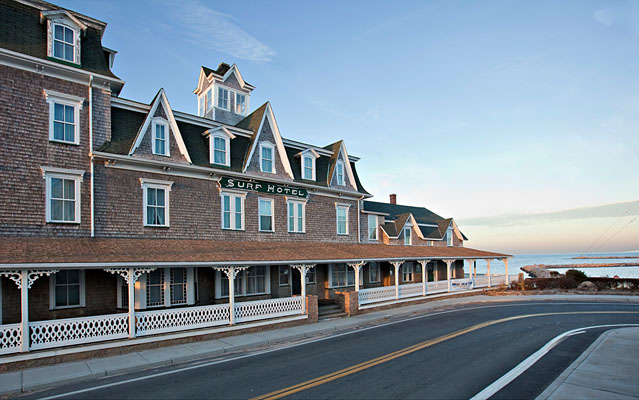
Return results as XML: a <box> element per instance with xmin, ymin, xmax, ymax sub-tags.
<box><xmin>58</xmin><ymin>0</ymin><xmax>638</xmax><ymax>254</ymax></box>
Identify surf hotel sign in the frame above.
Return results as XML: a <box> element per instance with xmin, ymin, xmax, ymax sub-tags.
<box><xmin>220</xmin><ymin>177</ymin><xmax>308</xmax><ymax>199</ymax></box>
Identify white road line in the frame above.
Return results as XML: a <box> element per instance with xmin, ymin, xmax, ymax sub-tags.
<box><xmin>38</xmin><ymin>302</ymin><xmax>639</xmax><ymax>400</ymax></box>
<box><xmin>470</xmin><ymin>323</ymin><xmax>639</xmax><ymax>400</ymax></box>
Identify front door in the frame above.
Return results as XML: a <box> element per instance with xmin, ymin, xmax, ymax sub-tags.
<box><xmin>291</xmin><ymin>268</ymin><xmax>301</xmax><ymax>295</ymax></box>
<box><xmin>428</xmin><ymin>266</ymin><xmax>434</xmax><ymax>282</ymax></box>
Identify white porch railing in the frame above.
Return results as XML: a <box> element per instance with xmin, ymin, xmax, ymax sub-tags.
<box><xmin>358</xmin><ymin>286</ymin><xmax>396</xmax><ymax>305</ymax></box>
<box><xmin>427</xmin><ymin>280</ymin><xmax>449</xmax><ymax>294</ymax></box>
<box><xmin>29</xmin><ymin>313</ymin><xmax>129</xmax><ymax>351</ymax></box>
<box><xmin>492</xmin><ymin>274</ymin><xmax>508</xmax><ymax>286</ymax></box>
<box><xmin>474</xmin><ymin>275</ymin><xmax>489</xmax><ymax>288</ymax></box>
<box><xmin>0</xmin><ymin>324</ymin><xmax>21</xmax><ymax>355</ymax></box>
<box><xmin>136</xmin><ymin>303</ymin><xmax>230</xmax><ymax>337</ymax></box>
<box><xmin>234</xmin><ymin>296</ymin><xmax>303</xmax><ymax>323</ymax></box>
<box><xmin>399</xmin><ymin>283</ymin><xmax>423</xmax><ymax>299</ymax></box>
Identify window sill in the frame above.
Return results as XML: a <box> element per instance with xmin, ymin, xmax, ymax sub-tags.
<box><xmin>47</xmin><ymin>220</ymin><xmax>80</xmax><ymax>224</ymax></box>
<box><xmin>222</xmin><ymin>228</ymin><xmax>245</xmax><ymax>231</ymax></box>
<box><xmin>259</xmin><ymin>230</ymin><xmax>275</xmax><ymax>233</ymax></box>
<box><xmin>144</xmin><ymin>224</ymin><xmax>170</xmax><ymax>228</ymax></box>
<box><xmin>49</xmin><ymin>139</ymin><xmax>79</xmax><ymax>146</ymax></box>
<box><xmin>337</xmin><ymin>233</ymin><xmax>349</xmax><ymax>236</ymax></box>
<box><xmin>287</xmin><ymin>231</ymin><xmax>306</xmax><ymax>234</ymax></box>
<box><xmin>151</xmin><ymin>153</ymin><xmax>170</xmax><ymax>157</ymax></box>
<box><xmin>50</xmin><ymin>304</ymin><xmax>85</xmax><ymax>310</ymax></box>
<box><xmin>47</xmin><ymin>56</ymin><xmax>81</xmax><ymax>68</ymax></box>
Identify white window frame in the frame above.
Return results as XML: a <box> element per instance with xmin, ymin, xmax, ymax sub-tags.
<box><xmin>151</xmin><ymin>118</ymin><xmax>170</xmax><ymax>156</ymax></box>
<box><xmin>260</xmin><ymin>142</ymin><xmax>276</xmax><ymax>174</ymax></box>
<box><xmin>42</xmin><ymin>167</ymin><xmax>84</xmax><ymax>224</ymax></box>
<box><xmin>215</xmin><ymin>267</ymin><xmax>271</xmax><ymax>299</ymax></box>
<box><xmin>141</xmin><ymin>178</ymin><xmax>173</xmax><ymax>227</ymax></box>
<box><xmin>336</xmin><ymin>160</ymin><xmax>345</xmax><ymax>185</ymax></box>
<box><xmin>287</xmin><ymin>199</ymin><xmax>306</xmax><ymax>233</ymax></box>
<box><xmin>279</xmin><ymin>266</ymin><xmax>290</xmax><ymax>286</ymax></box>
<box><xmin>211</xmin><ymin>134</ymin><xmax>230</xmax><ymax>166</ymax></box>
<box><xmin>258</xmin><ymin>198</ymin><xmax>274</xmax><ymax>232</ymax></box>
<box><xmin>328</xmin><ymin>264</ymin><xmax>363</xmax><ymax>288</ymax></box>
<box><xmin>404</xmin><ymin>226</ymin><xmax>412</xmax><ymax>245</ymax></box>
<box><xmin>206</xmin><ymin>88</ymin><xmax>213</xmax><ymax>112</ymax></box>
<box><xmin>447</xmin><ymin>228</ymin><xmax>453</xmax><ymax>246</ymax></box>
<box><xmin>45</xmin><ymin>90</ymin><xmax>84</xmax><ymax>145</ymax></box>
<box><xmin>198</xmin><ymin>95</ymin><xmax>205</xmax><ymax>117</ymax></box>
<box><xmin>336</xmin><ymin>203</ymin><xmax>350</xmax><ymax>235</ymax></box>
<box><xmin>235</xmin><ymin>92</ymin><xmax>247</xmax><ymax>115</ymax></box>
<box><xmin>368</xmin><ymin>214</ymin><xmax>378</xmax><ymax>241</ymax></box>
<box><xmin>369</xmin><ymin>262</ymin><xmax>380</xmax><ymax>283</ymax></box>
<box><xmin>220</xmin><ymin>190</ymin><xmax>246</xmax><ymax>230</ymax></box>
<box><xmin>402</xmin><ymin>264</ymin><xmax>414</xmax><ymax>282</ymax></box>
<box><xmin>302</xmin><ymin>155</ymin><xmax>315</xmax><ymax>180</ymax></box>
<box><xmin>124</xmin><ymin>267</ymin><xmax>196</xmax><ymax>309</ymax></box>
<box><xmin>49</xmin><ymin>269</ymin><xmax>85</xmax><ymax>310</ymax></box>
<box><xmin>51</xmin><ymin>22</ymin><xmax>78</xmax><ymax>64</ymax></box>
<box><xmin>216</xmin><ymin>86</ymin><xmax>230</xmax><ymax>111</ymax></box>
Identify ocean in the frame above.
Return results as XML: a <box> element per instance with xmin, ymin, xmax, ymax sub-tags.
<box><xmin>470</xmin><ymin>251</ymin><xmax>639</xmax><ymax>279</ymax></box>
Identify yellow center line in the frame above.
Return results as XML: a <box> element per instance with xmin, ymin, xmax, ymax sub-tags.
<box><xmin>250</xmin><ymin>311</ymin><xmax>639</xmax><ymax>400</ymax></box>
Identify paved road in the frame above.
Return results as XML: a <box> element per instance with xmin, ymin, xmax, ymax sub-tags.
<box><xmin>19</xmin><ymin>301</ymin><xmax>639</xmax><ymax>400</ymax></box>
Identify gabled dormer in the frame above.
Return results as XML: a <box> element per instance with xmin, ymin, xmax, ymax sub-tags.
<box><xmin>41</xmin><ymin>10</ymin><xmax>87</xmax><ymax>66</ymax></box>
<box><xmin>325</xmin><ymin>141</ymin><xmax>357</xmax><ymax>191</ymax></box>
<box><xmin>204</xmin><ymin>126</ymin><xmax>235</xmax><ymax>167</ymax></box>
<box><xmin>237</xmin><ymin>102</ymin><xmax>294</xmax><ymax>180</ymax></box>
<box><xmin>296</xmin><ymin>149</ymin><xmax>319</xmax><ymax>181</ymax></box>
<box><xmin>129</xmin><ymin>89</ymin><xmax>192</xmax><ymax>164</ymax></box>
<box><xmin>194</xmin><ymin>63</ymin><xmax>255</xmax><ymax>125</ymax></box>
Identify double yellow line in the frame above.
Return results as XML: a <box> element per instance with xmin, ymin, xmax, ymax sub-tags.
<box><xmin>251</xmin><ymin>311</ymin><xmax>638</xmax><ymax>400</ymax></box>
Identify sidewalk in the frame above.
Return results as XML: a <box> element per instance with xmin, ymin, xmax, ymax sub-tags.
<box><xmin>537</xmin><ymin>327</ymin><xmax>639</xmax><ymax>400</ymax></box>
<box><xmin>1</xmin><ymin>294</ymin><xmax>638</xmax><ymax>396</ymax></box>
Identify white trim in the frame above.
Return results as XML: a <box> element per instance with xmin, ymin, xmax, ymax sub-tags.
<box><xmin>336</xmin><ymin>204</ymin><xmax>349</xmax><ymax>235</ymax></box>
<box><xmin>151</xmin><ymin>118</ymin><xmax>170</xmax><ymax>156</ymax></box>
<box><xmin>44</xmin><ymin>89</ymin><xmax>84</xmax><ymax>145</ymax></box>
<box><xmin>49</xmin><ymin>269</ymin><xmax>85</xmax><ymax>309</ymax></box>
<box><xmin>258</xmin><ymin>197</ymin><xmax>275</xmax><ymax>232</ymax></box>
<box><xmin>368</xmin><ymin>214</ymin><xmax>378</xmax><ymax>241</ymax></box>
<box><xmin>259</xmin><ymin>142</ymin><xmax>276</xmax><ymax>174</ymax></box>
<box><xmin>215</xmin><ymin>85</ymin><xmax>230</xmax><ymax>111</ymax></box>
<box><xmin>335</xmin><ymin>160</ymin><xmax>345</xmax><ymax>186</ymax></box>
<box><xmin>210</xmin><ymin>134</ymin><xmax>230</xmax><ymax>167</ymax></box>
<box><xmin>141</xmin><ymin>179</ymin><xmax>172</xmax><ymax>228</ymax></box>
<box><xmin>43</xmin><ymin>169</ymin><xmax>83</xmax><ymax>224</ymax></box>
<box><xmin>234</xmin><ymin>91</ymin><xmax>248</xmax><ymax>116</ymax></box>
<box><xmin>220</xmin><ymin>191</ymin><xmax>246</xmax><ymax>230</ymax></box>
<box><xmin>301</xmin><ymin>153</ymin><xmax>316</xmax><ymax>181</ymax></box>
<box><xmin>287</xmin><ymin>199</ymin><xmax>306</xmax><ymax>233</ymax></box>
<box><xmin>48</xmin><ymin>21</ymin><xmax>81</xmax><ymax>65</ymax></box>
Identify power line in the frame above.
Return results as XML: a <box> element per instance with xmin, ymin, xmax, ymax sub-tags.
<box><xmin>594</xmin><ymin>216</ymin><xmax>638</xmax><ymax>251</ymax></box>
<box><xmin>582</xmin><ymin>200</ymin><xmax>639</xmax><ymax>255</ymax></box>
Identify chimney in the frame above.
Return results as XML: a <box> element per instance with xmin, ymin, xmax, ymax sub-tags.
<box><xmin>389</xmin><ymin>193</ymin><xmax>397</xmax><ymax>204</ymax></box>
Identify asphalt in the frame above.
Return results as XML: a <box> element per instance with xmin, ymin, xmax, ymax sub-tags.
<box><xmin>1</xmin><ymin>294</ymin><xmax>638</xmax><ymax>399</ymax></box>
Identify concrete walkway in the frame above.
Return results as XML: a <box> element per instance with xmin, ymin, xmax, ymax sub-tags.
<box><xmin>537</xmin><ymin>327</ymin><xmax>639</xmax><ymax>400</ymax></box>
<box><xmin>1</xmin><ymin>294</ymin><xmax>638</xmax><ymax>396</ymax></box>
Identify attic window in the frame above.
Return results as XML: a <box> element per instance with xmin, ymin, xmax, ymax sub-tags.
<box><xmin>302</xmin><ymin>156</ymin><xmax>314</xmax><ymax>180</ymax></box>
<box><xmin>53</xmin><ymin>24</ymin><xmax>75</xmax><ymax>62</ymax></box>
<box><xmin>404</xmin><ymin>226</ymin><xmax>412</xmax><ymax>245</ymax></box>
<box><xmin>336</xmin><ymin>161</ymin><xmax>345</xmax><ymax>185</ymax></box>
<box><xmin>152</xmin><ymin>119</ymin><xmax>169</xmax><ymax>156</ymax></box>
<box><xmin>260</xmin><ymin>143</ymin><xmax>275</xmax><ymax>173</ymax></box>
<box><xmin>447</xmin><ymin>228</ymin><xmax>453</xmax><ymax>246</ymax></box>
<box><xmin>212</xmin><ymin>135</ymin><xmax>228</xmax><ymax>166</ymax></box>
<box><xmin>235</xmin><ymin>93</ymin><xmax>246</xmax><ymax>115</ymax></box>
<box><xmin>217</xmin><ymin>87</ymin><xmax>229</xmax><ymax>110</ymax></box>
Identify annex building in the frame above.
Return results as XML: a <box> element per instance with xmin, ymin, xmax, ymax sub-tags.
<box><xmin>0</xmin><ymin>0</ymin><xmax>511</xmax><ymax>356</ymax></box>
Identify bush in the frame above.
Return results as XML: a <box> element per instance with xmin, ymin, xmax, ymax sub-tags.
<box><xmin>549</xmin><ymin>271</ymin><xmax>561</xmax><ymax>277</ymax></box>
<box><xmin>565</xmin><ymin>269</ymin><xmax>587</xmax><ymax>283</ymax></box>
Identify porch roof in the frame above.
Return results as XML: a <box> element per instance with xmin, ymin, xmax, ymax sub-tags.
<box><xmin>0</xmin><ymin>237</ymin><xmax>510</xmax><ymax>269</ymax></box>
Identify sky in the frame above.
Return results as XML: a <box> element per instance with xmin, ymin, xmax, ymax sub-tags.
<box><xmin>56</xmin><ymin>0</ymin><xmax>639</xmax><ymax>254</ymax></box>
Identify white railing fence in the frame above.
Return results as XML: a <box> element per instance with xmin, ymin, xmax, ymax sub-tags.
<box><xmin>235</xmin><ymin>296</ymin><xmax>303</xmax><ymax>323</ymax></box>
<box><xmin>358</xmin><ymin>286</ymin><xmax>396</xmax><ymax>305</ymax></box>
<box><xmin>399</xmin><ymin>283</ymin><xmax>423</xmax><ymax>299</ymax></box>
<box><xmin>0</xmin><ymin>324</ymin><xmax>21</xmax><ymax>355</ymax></box>
<box><xmin>474</xmin><ymin>275</ymin><xmax>489</xmax><ymax>288</ymax></box>
<box><xmin>427</xmin><ymin>280</ymin><xmax>449</xmax><ymax>294</ymax></box>
<box><xmin>136</xmin><ymin>303</ymin><xmax>230</xmax><ymax>337</ymax></box>
<box><xmin>29</xmin><ymin>313</ymin><xmax>129</xmax><ymax>351</ymax></box>
<box><xmin>492</xmin><ymin>274</ymin><xmax>508</xmax><ymax>286</ymax></box>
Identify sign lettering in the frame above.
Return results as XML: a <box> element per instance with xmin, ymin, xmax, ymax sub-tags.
<box><xmin>220</xmin><ymin>177</ymin><xmax>308</xmax><ymax>198</ymax></box>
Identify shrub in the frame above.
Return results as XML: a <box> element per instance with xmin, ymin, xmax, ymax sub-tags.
<box><xmin>565</xmin><ymin>269</ymin><xmax>587</xmax><ymax>283</ymax></box>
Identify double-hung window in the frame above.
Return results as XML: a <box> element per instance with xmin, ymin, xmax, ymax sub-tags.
<box><xmin>279</xmin><ymin>266</ymin><xmax>290</xmax><ymax>286</ymax></box>
<box><xmin>447</xmin><ymin>228</ymin><xmax>453</xmax><ymax>246</ymax></box>
<box><xmin>235</xmin><ymin>93</ymin><xmax>246</xmax><ymax>114</ymax></box>
<box><xmin>258</xmin><ymin>198</ymin><xmax>274</xmax><ymax>232</ymax></box>
<box><xmin>144</xmin><ymin>268</ymin><xmax>193</xmax><ymax>308</ymax></box>
<box><xmin>260</xmin><ymin>143</ymin><xmax>274</xmax><ymax>173</ymax></box>
<box><xmin>369</xmin><ymin>262</ymin><xmax>380</xmax><ymax>283</ymax></box>
<box><xmin>404</xmin><ymin>226</ymin><xmax>412</xmax><ymax>245</ymax></box>
<box><xmin>217</xmin><ymin>87</ymin><xmax>229</xmax><ymax>110</ymax></box>
<box><xmin>53</xmin><ymin>24</ymin><xmax>75</xmax><ymax>63</ymax></box>
<box><xmin>221</xmin><ymin>191</ymin><xmax>245</xmax><ymax>230</ymax></box>
<box><xmin>50</xmin><ymin>270</ymin><xmax>85</xmax><ymax>309</ymax></box>
<box><xmin>368</xmin><ymin>214</ymin><xmax>378</xmax><ymax>240</ymax></box>
<box><xmin>303</xmin><ymin>156</ymin><xmax>314</xmax><ymax>180</ymax></box>
<box><xmin>287</xmin><ymin>200</ymin><xmax>305</xmax><ymax>233</ymax></box>
<box><xmin>42</xmin><ymin>167</ymin><xmax>83</xmax><ymax>224</ymax></box>
<box><xmin>213</xmin><ymin>136</ymin><xmax>227</xmax><ymax>165</ymax></box>
<box><xmin>45</xmin><ymin>90</ymin><xmax>83</xmax><ymax>145</ymax></box>
<box><xmin>306</xmin><ymin>268</ymin><xmax>316</xmax><ymax>284</ymax></box>
<box><xmin>330</xmin><ymin>264</ymin><xmax>363</xmax><ymax>288</ymax></box>
<box><xmin>336</xmin><ymin>204</ymin><xmax>349</xmax><ymax>235</ymax></box>
<box><xmin>152</xmin><ymin>119</ymin><xmax>169</xmax><ymax>156</ymax></box>
<box><xmin>141</xmin><ymin>179</ymin><xmax>172</xmax><ymax>227</ymax></box>
<box><xmin>218</xmin><ymin>266</ymin><xmax>269</xmax><ymax>298</ymax></box>
<box><xmin>402</xmin><ymin>264</ymin><xmax>414</xmax><ymax>282</ymax></box>
<box><xmin>336</xmin><ymin>160</ymin><xmax>345</xmax><ymax>185</ymax></box>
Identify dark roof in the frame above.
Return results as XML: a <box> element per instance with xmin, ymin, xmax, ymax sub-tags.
<box><xmin>363</xmin><ymin>201</ymin><xmax>444</xmax><ymax>225</ymax></box>
<box><xmin>235</xmin><ymin>102</ymin><xmax>268</xmax><ymax>171</ymax></box>
<box><xmin>0</xmin><ymin>0</ymin><xmax>120</xmax><ymax>81</ymax></box>
<box><xmin>202</xmin><ymin>63</ymin><xmax>252</xmax><ymax>88</ymax></box>
<box><xmin>380</xmin><ymin>222</ymin><xmax>398</xmax><ymax>238</ymax></box>
<box><xmin>418</xmin><ymin>225</ymin><xmax>443</xmax><ymax>239</ymax></box>
<box><xmin>0</xmin><ymin>237</ymin><xmax>510</xmax><ymax>265</ymax></box>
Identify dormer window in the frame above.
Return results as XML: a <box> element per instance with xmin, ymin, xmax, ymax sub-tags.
<box><xmin>213</xmin><ymin>136</ymin><xmax>227</xmax><ymax>165</ymax></box>
<box><xmin>404</xmin><ymin>226</ymin><xmax>412</xmax><ymax>245</ymax></box>
<box><xmin>207</xmin><ymin>127</ymin><xmax>234</xmax><ymax>167</ymax></box>
<box><xmin>336</xmin><ymin>160</ymin><xmax>345</xmax><ymax>185</ymax></box>
<box><xmin>447</xmin><ymin>228</ymin><xmax>453</xmax><ymax>246</ymax></box>
<box><xmin>217</xmin><ymin>87</ymin><xmax>229</xmax><ymax>110</ymax></box>
<box><xmin>302</xmin><ymin>156</ymin><xmax>314</xmax><ymax>180</ymax></box>
<box><xmin>260</xmin><ymin>143</ymin><xmax>275</xmax><ymax>173</ymax></box>
<box><xmin>152</xmin><ymin>119</ymin><xmax>169</xmax><ymax>156</ymax></box>
<box><xmin>236</xmin><ymin>93</ymin><xmax>246</xmax><ymax>115</ymax></box>
<box><xmin>53</xmin><ymin>24</ymin><xmax>75</xmax><ymax>62</ymax></box>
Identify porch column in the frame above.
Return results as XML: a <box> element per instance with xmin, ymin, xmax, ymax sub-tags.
<box><xmin>504</xmin><ymin>258</ymin><xmax>509</xmax><ymax>287</ymax></box>
<box><xmin>417</xmin><ymin>260</ymin><xmax>430</xmax><ymax>296</ymax></box>
<box><xmin>473</xmin><ymin>261</ymin><xmax>477</xmax><ymax>279</ymax></box>
<box><xmin>214</xmin><ymin>266</ymin><xmax>248</xmax><ymax>325</ymax></box>
<box><xmin>466</xmin><ymin>259</ymin><xmax>475</xmax><ymax>289</ymax></box>
<box><xmin>444</xmin><ymin>260</ymin><xmax>455</xmax><ymax>292</ymax></box>
<box><xmin>390</xmin><ymin>261</ymin><xmax>404</xmax><ymax>300</ymax></box>
<box><xmin>487</xmin><ymin>259</ymin><xmax>492</xmax><ymax>287</ymax></box>
<box><xmin>20</xmin><ymin>270</ymin><xmax>28</xmax><ymax>352</ymax></box>
<box><xmin>347</xmin><ymin>261</ymin><xmax>366</xmax><ymax>292</ymax></box>
<box><xmin>291</xmin><ymin>264</ymin><xmax>316</xmax><ymax>314</ymax></box>
<box><xmin>105</xmin><ymin>267</ymin><xmax>156</xmax><ymax>338</ymax></box>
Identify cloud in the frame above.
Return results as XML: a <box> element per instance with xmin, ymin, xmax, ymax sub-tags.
<box><xmin>458</xmin><ymin>200</ymin><xmax>639</xmax><ymax>227</ymax></box>
<box><xmin>594</xmin><ymin>9</ymin><xmax>614</xmax><ymax>26</ymax></box>
<box><xmin>163</xmin><ymin>0</ymin><xmax>275</xmax><ymax>62</ymax></box>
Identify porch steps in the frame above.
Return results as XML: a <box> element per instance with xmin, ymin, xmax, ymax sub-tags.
<box><xmin>318</xmin><ymin>304</ymin><xmax>347</xmax><ymax>320</ymax></box>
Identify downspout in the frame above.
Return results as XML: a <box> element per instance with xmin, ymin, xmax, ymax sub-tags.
<box><xmin>89</xmin><ymin>75</ymin><xmax>94</xmax><ymax>237</ymax></box>
<box><xmin>357</xmin><ymin>195</ymin><xmax>364</xmax><ymax>243</ymax></box>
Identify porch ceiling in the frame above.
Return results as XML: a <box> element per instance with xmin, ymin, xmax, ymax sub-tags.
<box><xmin>0</xmin><ymin>237</ymin><xmax>510</xmax><ymax>269</ymax></box>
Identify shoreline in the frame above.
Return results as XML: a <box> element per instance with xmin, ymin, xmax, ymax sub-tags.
<box><xmin>522</xmin><ymin>262</ymin><xmax>639</xmax><ymax>272</ymax></box>
<box><xmin>572</xmin><ymin>256</ymin><xmax>639</xmax><ymax>260</ymax></box>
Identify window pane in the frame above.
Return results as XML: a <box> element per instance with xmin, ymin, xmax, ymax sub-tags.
<box><xmin>51</xmin><ymin>199</ymin><xmax>63</xmax><ymax>221</ymax></box>
<box><xmin>149</xmin><ymin>270</ymin><xmax>162</xmax><ymax>284</ymax></box>
<box><xmin>64</xmin><ymin>27</ymin><xmax>73</xmax><ymax>43</ymax></box>
<box><xmin>54</xmin><ymin>103</ymin><xmax>64</xmax><ymax>121</ymax></box>
<box><xmin>288</xmin><ymin>203</ymin><xmax>294</xmax><ymax>231</ymax></box>
<box><xmin>67</xmin><ymin>270</ymin><xmax>80</xmax><ymax>283</ymax></box>
<box><xmin>55</xmin><ymin>24</ymin><xmax>63</xmax><ymax>39</ymax></box>
<box><xmin>64</xmin><ymin>179</ymin><xmax>75</xmax><ymax>200</ymax></box>
<box><xmin>64</xmin><ymin>44</ymin><xmax>74</xmax><ymax>61</ymax></box>
<box><xmin>148</xmin><ymin>286</ymin><xmax>162</xmax><ymax>304</ymax></box>
<box><xmin>51</xmin><ymin>177</ymin><xmax>63</xmax><ymax>199</ymax></box>
<box><xmin>156</xmin><ymin>207</ymin><xmax>165</xmax><ymax>225</ymax></box>
<box><xmin>155</xmin><ymin>189</ymin><xmax>165</xmax><ymax>207</ymax></box>
<box><xmin>234</xmin><ymin>197</ymin><xmax>242</xmax><ymax>228</ymax></box>
<box><xmin>55</xmin><ymin>285</ymin><xmax>67</xmax><ymax>307</ymax></box>
<box><xmin>64</xmin><ymin>123</ymin><xmax>74</xmax><ymax>142</ymax></box>
<box><xmin>297</xmin><ymin>203</ymin><xmax>303</xmax><ymax>232</ymax></box>
<box><xmin>67</xmin><ymin>284</ymin><xmax>80</xmax><ymax>305</ymax></box>
<box><xmin>53</xmin><ymin>121</ymin><xmax>64</xmax><ymax>140</ymax></box>
<box><xmin>53</xmin><ymin>41</ymin><xmax>63</xmax><ymax>58</ymax></box>
<box><xmin>63</xmin><ymin>200</ymin><xmax>75</xmax><ymax>221</ymax></box>
<box><xmin>56</xmin><ymin>271</ymin><xmax>68</xmax><ymax>285</ymax></box>
<box><xmin>64</xmin><ymin>105</ymin><xmax>74</xmax><ymax>123</ymax></box>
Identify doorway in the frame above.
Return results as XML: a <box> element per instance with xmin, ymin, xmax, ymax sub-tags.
<box><xmin>291</xmin><ymin>268</ymin><xmax>301</xmax><ymax>295</ymax></box>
